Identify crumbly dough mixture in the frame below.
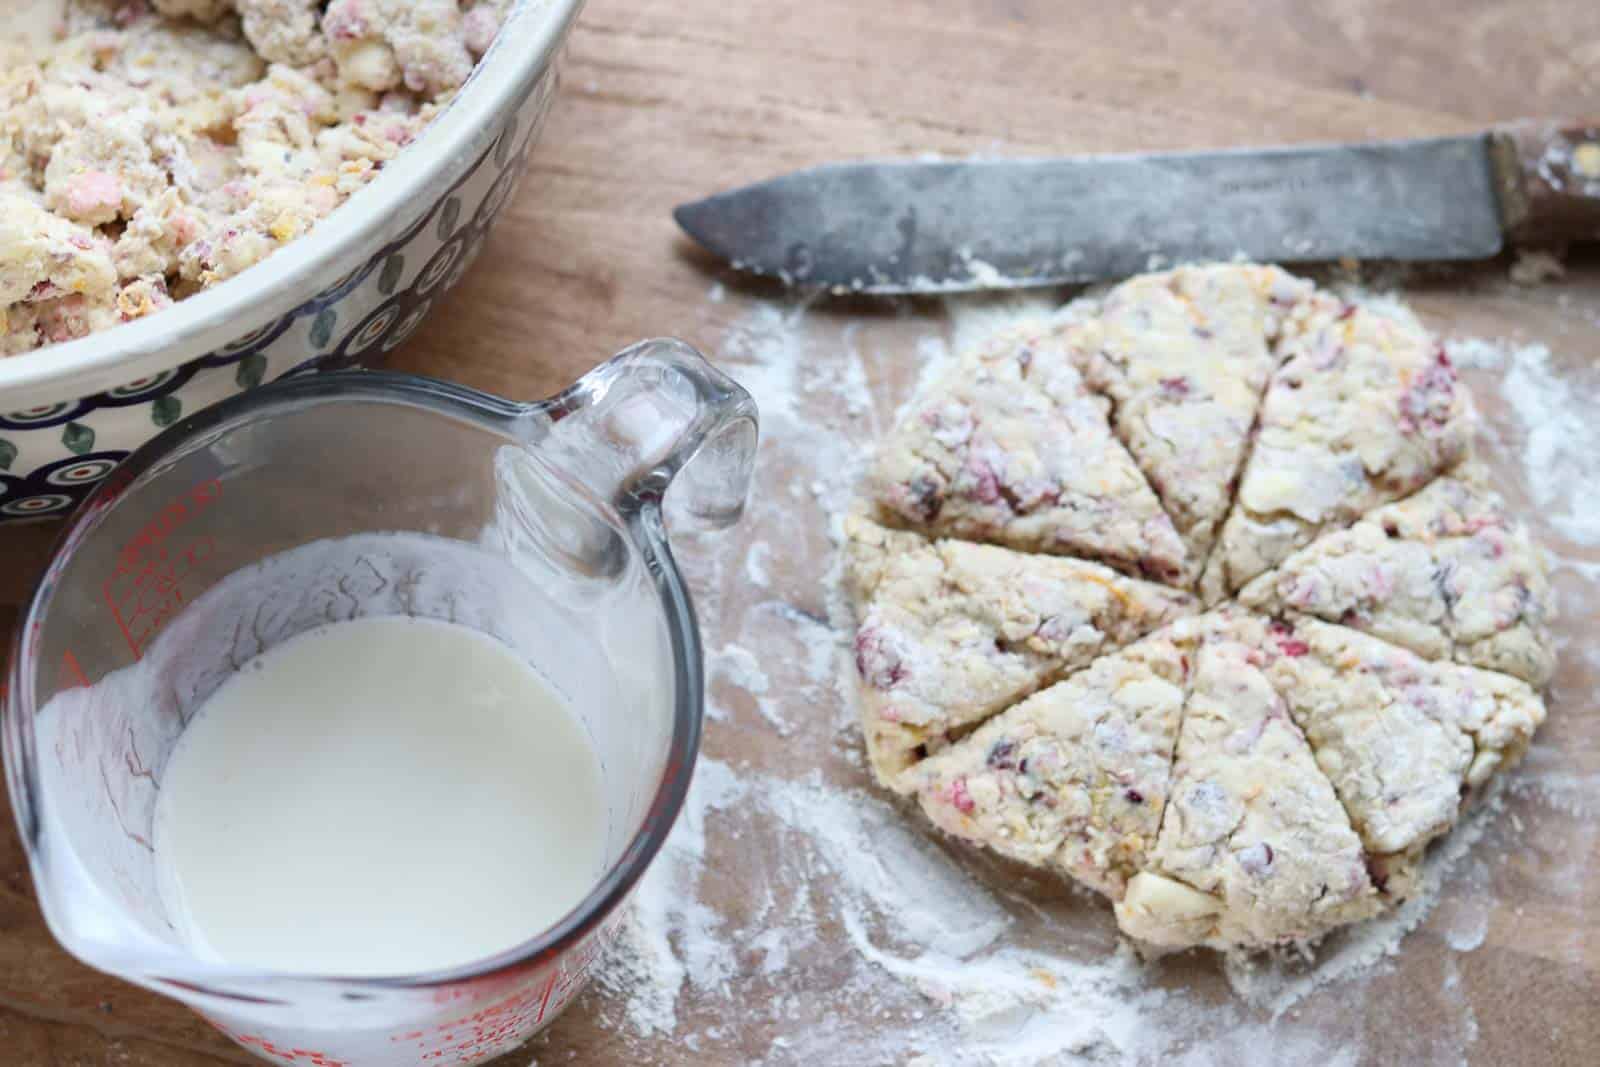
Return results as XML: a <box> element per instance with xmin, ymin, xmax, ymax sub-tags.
<box><xmin>0</xmin><ymin>0</ymin><xmax>514</xmax><ymax>356</ymax></box>
<box><xmin>847</xmin><ymin>264</ymin><xmax>1556</xmax><ymax>954</ymax></box>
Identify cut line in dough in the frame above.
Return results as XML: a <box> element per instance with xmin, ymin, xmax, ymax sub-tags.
<box><xmin>844</xmin><ymin>515</ymin><xmax>1197</xmax><ymax>790</ymax></box>
<box><xmin>866</xmin><ymin>320</ymin><xmax>1189</xmax><ymax>584</ymax></box>
<box><xmin>1064</xmin><ymin>264</ymin><xmax>1314</xmax><ymax>584</ymax></box>
<box><xmin>1257</xmin><ymin>614</ymin><xmax>1546</xmax><ymax>903</ymax></box>
<box><xmin>1239</xmin><ymin>465</ymin><xmax>1557</xmax><ymax>687</ymax></box>
<box><xmin>905</xmin><ymin>624</ymin><xmax>1198</xmax><ymax>897</ymax></box>
<box><xmin>1200</xmin><ymin>293</ymin><xmax>1477</xmax><ymax>602</ymax></box>
<box><xmin>844</xmin><ymin>264</ymin><xmax>1555</xmax><ymax>955</ymax></box>
<box><xmin>1114</xmin><ymin>611</ymin><xmax>1383</xmax><ymax>952</ymax></box>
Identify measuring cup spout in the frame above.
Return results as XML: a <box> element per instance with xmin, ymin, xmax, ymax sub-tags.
<box><xmin>538</xmin><ymin>338</ymin><xmax>759</xmax><ymax>527</ymax></box>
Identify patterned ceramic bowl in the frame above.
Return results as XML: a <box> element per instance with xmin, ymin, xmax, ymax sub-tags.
<box><xmin>0</xmin><ymin>0</ymin><xmax>586</xmax><ymax>522</ymax></box>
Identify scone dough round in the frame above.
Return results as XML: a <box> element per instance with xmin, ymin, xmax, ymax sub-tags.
<box><xmin>848</xmin><ymin>264</ymin><xmax>1554</xmax><ymax>954</ymax></box>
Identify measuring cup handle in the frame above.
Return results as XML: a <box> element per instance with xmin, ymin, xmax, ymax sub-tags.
<box><xmin>544</xmin><ymin>338</ymin><xmax>759</xmax><ymax>528</ymax></box>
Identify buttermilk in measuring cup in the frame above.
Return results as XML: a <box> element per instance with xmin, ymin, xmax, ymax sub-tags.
<box><xmin>152</xmin><ymin>613</ymin><xmax>607</xmax><ymax>975</ymax></box>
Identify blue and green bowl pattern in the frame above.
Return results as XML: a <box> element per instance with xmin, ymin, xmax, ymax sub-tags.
<box><xmin>0</xmin><ymin>68</ymin><xmax>556</xmax><ymax>522</ymax></box>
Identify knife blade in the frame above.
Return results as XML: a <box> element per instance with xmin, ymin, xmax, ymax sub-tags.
<box><xmin>674</xmin><ymin>121</ymin><xmax>1600</xmax><ymax>293</ymax></box>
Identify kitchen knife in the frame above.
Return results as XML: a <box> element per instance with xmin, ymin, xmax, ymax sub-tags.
<box><xmin>674</xmin><ymin>121</ymin><xmax>1600</xmax><ymax>293</ymax></box>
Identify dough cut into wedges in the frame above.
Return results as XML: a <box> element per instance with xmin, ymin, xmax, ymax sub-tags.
<box><xmin>846</xmin><ymin>265</ymin><xmax>1557</xmax><ymax>956</ymax></box>
<box><xmin>1256</xmin><ymin>616</ymin><xmax>1546</xmax><ymax>899</ymax></box>
<box><xmin>1115</xmin><ymin>611</ymin><xmax>1382</xmax><ymax>951</ymax></box>
<box><xmin>1239</xmin><ymin>466</ymin><xmax>1556</xmax><ymax>687</ymax></box>
<box><xmin>905</xmin><ymin>629</ymin><xmax>1195</xmax><ymax>897</ymax></box>
<box><xmin>1201</xmin><ymin>296</ymin><xmax>1476</xmax><ymax>602</ymax></box>
<box><xmin>844</xmin><ymin>516</ymin><xmax>1198</xmax><ymax>791</ymax></box>
<box><xmin>867</xmin><ymin>321</ymin><xmax>1189</xmax><ymax>584</ymax></box>
<box><xmin>1066</xmin><ymin>264</ymin><xmax>1314</xmax><ymax>580</ymax></box>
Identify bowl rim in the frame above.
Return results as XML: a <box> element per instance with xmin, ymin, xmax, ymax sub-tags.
<box><xmin>0</xmin><ymin>0</ymin><xmax>587</xmax><ymax>411</ymax></box>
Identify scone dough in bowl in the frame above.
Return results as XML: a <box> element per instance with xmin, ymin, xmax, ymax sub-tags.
<box><xmin>844</xmin><ymin>263</ymin><xmax>1556</xmax><ymax>956</ymax></box>
<box><xmin>0</xmin><ymin>1</ymin><xmax>518</xmax><ymax>354</ymax></box>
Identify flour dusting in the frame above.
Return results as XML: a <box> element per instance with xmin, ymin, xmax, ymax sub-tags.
<box><xmin>551</xmin><ymin>281</ymin><xmax>1594</xmax><ymax>1067</ymax></box>
<box><xmin>1492</xmin><ymin>341</ymin><xmax>1600</xmax><ymax>545</ymax></box>
<box><xmin>592</xmin><ymin>758</ymin><xmax>747</xmax><ymax>1037</ymax></box>
<box><xmin>744</xmin><ymin>541</ymin><xmax>773</xmax><ymax>587</ymax></box>
<box><xmin>1443</xmin><ymin>336</ymin><xmax>1509</xmax><ymax>371</ymax></box>
<box><xmin>707</xmin><ymin>644</ymin><xmax>786</xmax><ymax>735</ymax></box>
<box><xmin>1222</xmin><ymin>790</ymin><xmax>1503</xmax><ymax>1017</ymax></box>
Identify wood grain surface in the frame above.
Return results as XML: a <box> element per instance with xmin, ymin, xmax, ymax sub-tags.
<box><xmin>2</xmin><ymin>1</ymin><xmax>1598</xmax><ymax>1064</ymax></box>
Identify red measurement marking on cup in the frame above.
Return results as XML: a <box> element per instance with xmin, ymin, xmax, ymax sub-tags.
<box><xmin>209</xmin><ymin>1025</ymin><xmax>348</xmax><ymax>1067</ymax></box>
<box><xmin>57</xmin><ymin>650</ymin><xmax>89</xmax><ymax>692</ymax></box>
<box><xmin>5</xmin><ymin>643</ymin><xmax>89</xmax><ymax>701</ymax></box>
<box><xmin>414</xmin><ymin>981</ymin><xmax>557</xmax><ymax>1064</ymax></box>
<box><xmin>403</xmin><ymin>927</ymin><xmax>615</xmax><ymax>1063</ymax></box>
<box><xmin>102</xmin><ymin>479</ymin><xmax>222</xmax><ymax>661</ymax></box>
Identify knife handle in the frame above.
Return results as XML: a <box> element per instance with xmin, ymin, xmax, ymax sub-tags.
<box><xmin>1489</xmin><ymin>120</ymin><xmax>1600</xmax><ymax>244</ymax></box>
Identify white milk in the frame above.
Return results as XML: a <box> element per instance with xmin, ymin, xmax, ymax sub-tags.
<box><xmin>152</xmin><ymin>615</ymin><xmax>607</xmax><ymax>976</ymax></box>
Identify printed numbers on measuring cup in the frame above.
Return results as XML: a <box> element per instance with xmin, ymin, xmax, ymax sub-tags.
<box><xmin>102</xmin><ymin>479</ymin><xmax>222</xmax><ymax>659</ymax></box>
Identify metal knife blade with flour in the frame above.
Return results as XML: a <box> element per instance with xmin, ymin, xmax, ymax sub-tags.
<box><xmin>675</xmin><ymin>121</ymin><xmax>1600</xmax><ymax>293</ymax></box>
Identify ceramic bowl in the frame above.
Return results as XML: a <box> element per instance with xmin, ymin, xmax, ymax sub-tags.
<box><xmin>0</xmin><ymin>0</ymin><xmax>586</xmax><ymax>522</ymax></box>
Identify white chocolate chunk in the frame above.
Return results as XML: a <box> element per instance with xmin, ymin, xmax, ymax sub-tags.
<box><xmin>1118</xmin><ymin>870</ymin><xmax>1225</xmax><ymax>948</ymax></box>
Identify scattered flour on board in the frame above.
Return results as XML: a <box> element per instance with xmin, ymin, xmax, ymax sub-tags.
<box><xmin>745</xmin><ymin>541</ymin><xmax>773</xmax><ymax>587</ymax></box>
<box><xmin>589</xmin><ymin>759</ymin><xmax>1500</xmax><ymax>1065</ymax></box>
<box><xmin>1492</xmin><ymin>341</ymin><xmax>1600</xmax><ymax>545</ymax></box>
<box><xmin>707</xmin><ymin>644</ymin><xmax>787</xmax><ymax>735</ymax></box>
<box><xmin>569</xmin><ymin>286</ymin><xmax>1595</xmax><ymax>1066</ymax></box>
<box><xmin>1443</xmin><ymin>336</ymin><xmax>1509</xmax><ymax>371</ymax></box>
<box><xmin>1442</xmin><ymin>332</ymin><xmax>1600</xmax><ymax>545</ymax></box>
<box><xmin>592</xmin><ymin>758</ymin><xmax>747</xmax><ymax>1037</ymax></box>
<box><xmin>1221</xmin><ymin>791</ymin><xmax>1502</xmax><ymax>1016</ymax></box>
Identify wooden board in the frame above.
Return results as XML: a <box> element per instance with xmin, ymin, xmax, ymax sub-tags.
<box><xmin>2</xmin><ymin>1</ymin><xmax>1599</xmax><ymax>1063</ymax></box>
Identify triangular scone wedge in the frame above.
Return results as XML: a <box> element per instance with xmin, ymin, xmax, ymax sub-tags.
<box><xmin>1238</xmin><ymin>466</ymin><xmax>1557</xmax><ymax>687</ymax></box>
<box><xmin>866</xmin><ymin>321</ymin><xmax>1188</xmax><ymax>584</ymax></box>
<box><xmin>1115</xmin><ymin>611</ymin><xmax>1382</xmax><ymax>951</ymax></box>
<box><xmin>904</xmin><ymin>628</ymin><xmax>1196</xmax><ymax>897</ymax></box>
<box><xmin>1256</xmin><ymin>616</ymin><xmax>1546</xmax><ymax>901</ymax></box>
<box><xmin>844</xmin><ymin>516</ymin><xmax>1198</xmax><ymax>792</ymax></box>
<box><xmin>1065</xmin><ymin>264</ymin><xmax>1314</xmax><ymax>580</ymax></box>
<box><xmin>1201</xmin><ymin>296</ymin><xmax>1476</xmax><ymax>602</ymax></box>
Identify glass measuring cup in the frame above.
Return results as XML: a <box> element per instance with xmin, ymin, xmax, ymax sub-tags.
<box><xmin>3</xmin><ymin>339</ymin><xmax>757</xmax><ymax>1067</ymax></box>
